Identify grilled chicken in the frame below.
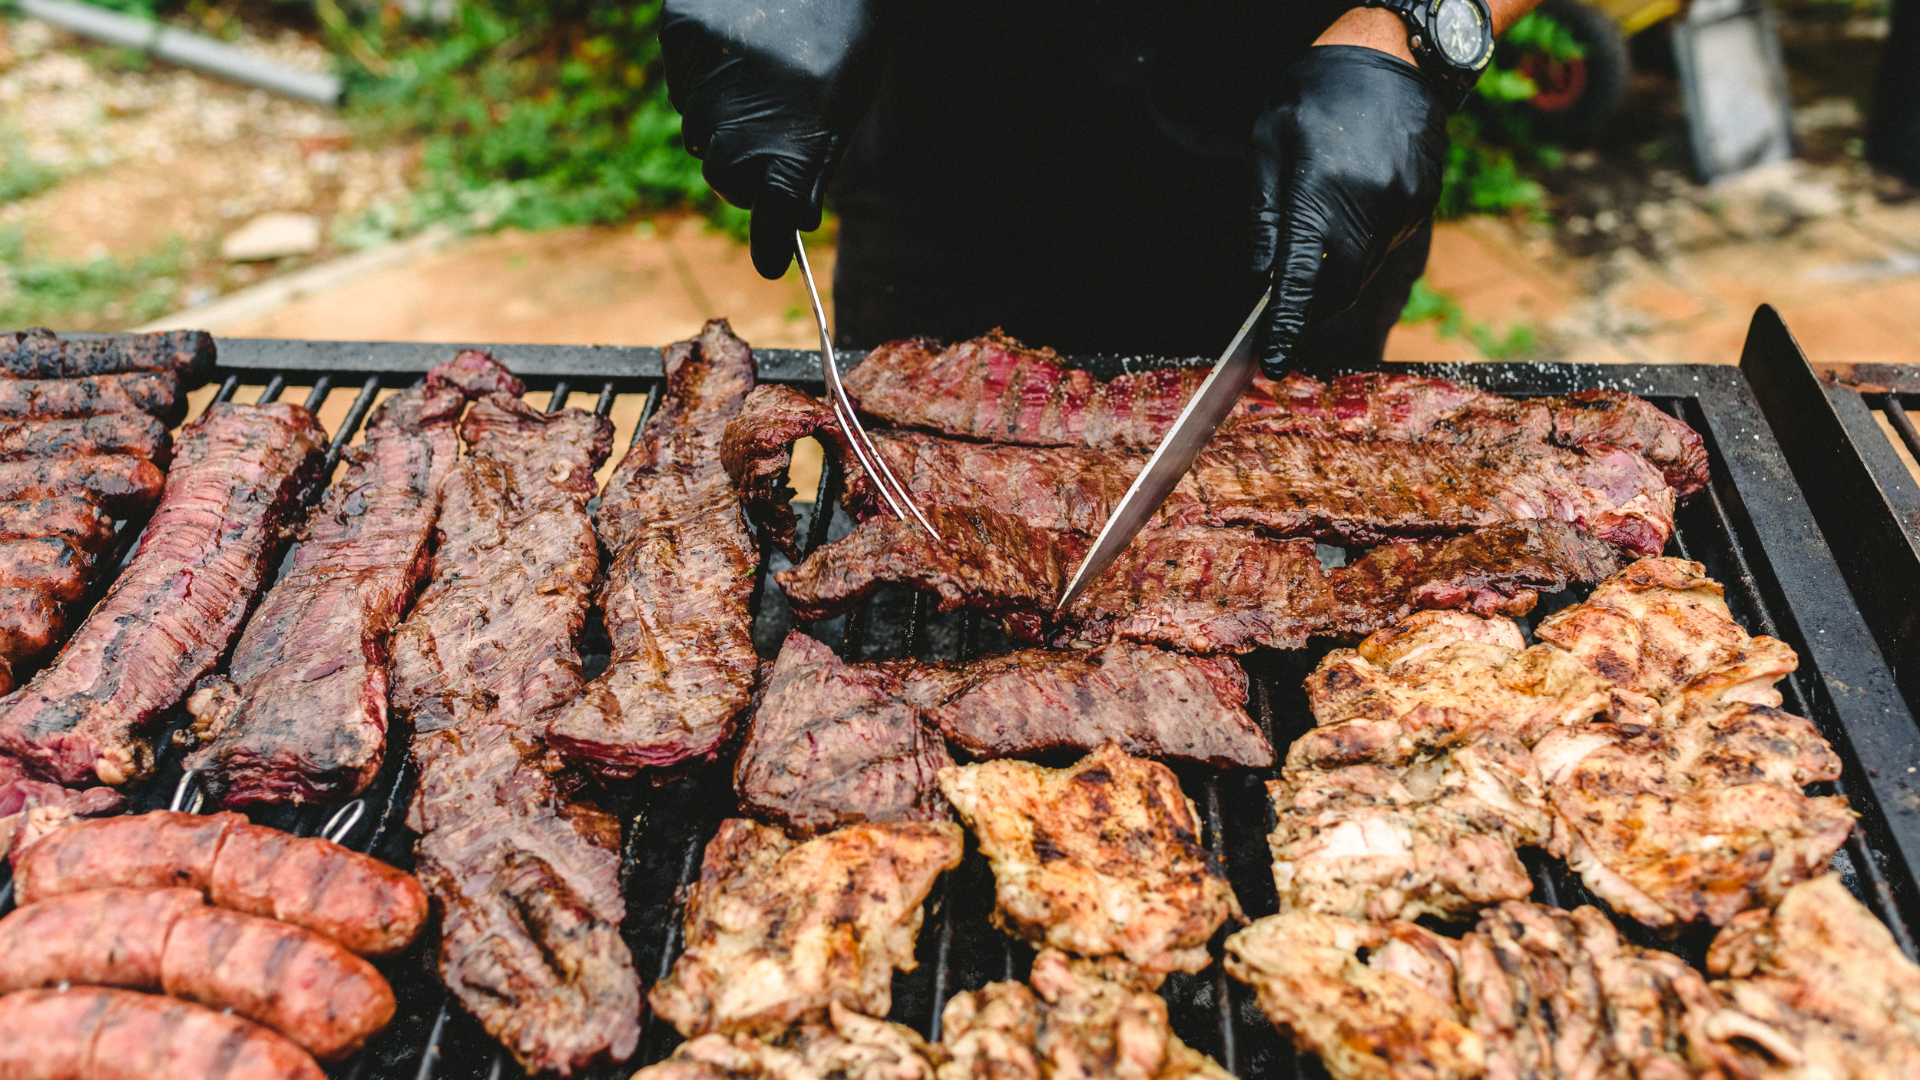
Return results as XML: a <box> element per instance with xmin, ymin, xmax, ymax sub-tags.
<box><xmin>937</xmin><ymin>745</ymin><xmax>1242</xmax><ymax>975</ymax></box>
<box><xmin>651</xmin><ymin>818</ymin><xmax>963</xmax><ymax>1037</ymax></box>
<box><xmin>938</xmin><ymin>948</ymin><xmax>1233</xmax><ymax>1080</ymax></box>
<box><xmin>632</xmin><ymin>1003</ymin><xmax>942</xmax><ymax>1080</ymax></box>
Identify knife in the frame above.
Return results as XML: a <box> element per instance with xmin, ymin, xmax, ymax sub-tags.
<box><xmin>1056</xmin><ymin>287</ymin><xmax>1273</xmax><ymax>612</ymax></box>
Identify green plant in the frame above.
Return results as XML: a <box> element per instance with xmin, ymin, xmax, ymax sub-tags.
<box><xmin>0</xmin><ymin>137</ymin><xmax>59</xmax><ymax>205</ymax></box>
<box><xmin>1398</xmin><ymin>277</ymin><xmax>1540</xmax><ymax>360</ymax></box>
<box><xmin>0</xmin><ymin>228</ymin><xmax>185</xmax><ymax>330</ymax></box>
<box><xmin>1435</xmin><ymin>9</ymin><xmax>1585</xmax><ymax>220</ymax></box>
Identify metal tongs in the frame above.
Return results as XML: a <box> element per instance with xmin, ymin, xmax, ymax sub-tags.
<box><xmin>794</xmin><ymin>230</ymin><xmax>939</xmax><ymax>539</ymax></box>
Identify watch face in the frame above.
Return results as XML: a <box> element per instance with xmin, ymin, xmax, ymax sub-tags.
<box><xmin>1432</xmin><ymin>0</ymin><xmax>1490</xmax><ymax>67</ymax></box>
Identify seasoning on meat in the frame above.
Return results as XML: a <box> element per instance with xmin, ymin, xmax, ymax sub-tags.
<box><xmin>0</xmin><ymin>327</ymin><xmax>215</xmax><ymax>386</ymax></box>
<box><xmin>388</xmin><ymin>392</ymin><xmax>639</xmax><ymax>1075</ymax></box>
<box><xmin>183</xmin><ymin>351</ymin><xmax>522</xmax><ymax>807</ymax></box>
<box><xmin>0</xmin><ymin>455</ymin><xmax>165</xmax><ymax>517</ymax></box>
<box><xmin>939</xmin><ymin>949</ymin><xmax>1234</xmax><ymax>1080</ymax></box>
<box><xmin>0</xmin><ymin>986</ymin><xmax>325</xmax><ymax>1080</ymax></box>
<box><xmin>11</xmin><ymin>810</ymin><xmax>429</xmax><ymax>959</ymax></box>
<box><xmin>0</xmin><ymin>371</ymin><xmax>182</xmax><ymax>424</ymax></box>
<box><xmin>650</xmin><ymin>817</ymin><xmax>963</xmax><ymax>1037</ymax></box>
<box><xmin>633</xmin><ymin>1002</ymin><xmax>942</xmax><ymax>1080</ymax></box>
<box><xmin>548</xmin><ymin>319</ymin><xmax>761</xmax><ymax>777</ymax></box>
<box><xmin>0</xmin><ymin>403</ymin><xmax>325</xmax><ymax>786</ymax></box>
<box><xmin>938</xmin><ymin>746</ymin><xmax>1242</xmax><ymax>975</ymax></box>
<box><xmin>0</xmin><ymin>413</ymin><xmax>172</xmax><ymax>465</ymax></box>
<box><xmin>0</xmin><ymin>886</ymin><xmax>396</xmax><ymax>1061</ymax></box>
<box><xmin>735</xmin><ymin>631</ymin><xmax>955</xmax><ymax>838</ymax></box>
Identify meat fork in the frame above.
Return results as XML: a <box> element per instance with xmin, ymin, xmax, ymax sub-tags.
<box><xmin>794</xmin><ymin>231</ymin><xmax>940</xmax><ymax>540</ymax></box>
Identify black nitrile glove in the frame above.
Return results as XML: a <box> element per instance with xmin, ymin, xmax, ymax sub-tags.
<box><xmin>1250</xmin><ymin>46</ymin><xmax>1450</xmax><ymax>376</ymax></box>
<box><xmin>661</xmin><ymin>0</ymin><xmax>882</xmax><ymax>279</ymax></box>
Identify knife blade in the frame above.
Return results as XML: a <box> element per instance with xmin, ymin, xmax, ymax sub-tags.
<box><xmin>1056</xmin><ymin>287</ymin><xmax>1272</xmax><ymax>612</ymax></box>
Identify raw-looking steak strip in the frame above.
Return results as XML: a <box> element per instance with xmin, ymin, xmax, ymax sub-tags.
<box><xmin>722</xmin><ymin>391</ymin><xmax>1677</xmax><ymax>557</ymax></box>
<box><xmin>735</xmin><ymin>631</ymin><xmax>954</xmax><ymax>838</ymax></box>
<box><xmin>0</xmin><ymin>371</ymin><xmax>182</xmax><ymax>424</ymax></box>
<box><xmin>389</xmin><ymin>393</ymin><xmax>639</xmax><ymax>1076</ymax></box>
<box><xmin>0</xmin><ymin>328</ymin><xmax>215</xmax><ymax>385</ymax></box>
<box><xmin>0</xmin><ymin>498</ymin><xmax>117</xmax><ymax>554</ymax></box>
<box><xmin>776</xmin><ymin>510</ymin><xmax>1619</xmax><ymax>655</ymax></box>
<box><xmin>0</xmin><ymin>414</ymin><xmax>172</xmax><ymax>465</ymax></box>
<box><xmin>842</xmin><ymin>333</ymin><xmax>1708</xmax><ymax>495</ymax></box>
<box><xmin>0</xmin><ymin>403</ymin><xmax>324</xmax><ymax>787</ymax></box>
<box><xmin>547</xmin><ymin>319</ymin><xmax>760</xmax><ymax>778</ymax></box>
<box><xmin>0</xmin><ymin>456</ymin><xmax>166</xmax><ymax>517</ymax></box>
<box><xmin>183</xmin><ymin>352</ymin><xmax>523</xmax><ymax>808</ymax></box>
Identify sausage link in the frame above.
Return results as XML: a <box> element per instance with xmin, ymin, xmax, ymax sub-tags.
<box><xmin>0</xmin><ymin>416</ymin><xmax>172</xmax><ymax>466</ymax></box>
<box><xmin>13</xmin><ymin>811</ymin><xmax>239</xmax><ymax>901</ymax></box>
<box><xmin>0</xmin><ymin>987</ymin><xmax>325</xmax><ymax>1080</ymax></box>
<box><xmin>161</xmin><ymin>906</ymin><xmax>396</xmax><ymax>1061</ymax></box>
<box><xmin>0</xmin><ymin>888</ymin><xmax>203</xmax><ymax>992</ymax></box>
<box><xmin>0</xmin><ymin>372</ymin><xmax>183</xmax><ymax>425</ymax></box>
<box><xmin>0</xmin><ymin>457</ymin><xmax>165</xmax><ymax>517</ymax></box>
<box><xmin>0</xmin><ymin>499</ymin><xmax>116</xmax><ymax>555</ymax></box>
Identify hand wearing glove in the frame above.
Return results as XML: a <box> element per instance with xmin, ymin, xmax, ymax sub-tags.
<box><xmin>661</xmin><ymin>0</ymin><xmax>883</xmax><ymax>279</ymax></box>
<box><xmin>1250</xmin><ymin>45</ymin><xmax>1450</xmax><ymax>376</ymax></box>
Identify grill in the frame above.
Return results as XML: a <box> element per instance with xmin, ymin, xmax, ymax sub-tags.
<box><xmin>5</xmin><ymin>311</ymin><xmax>1920</xmax><ymax>1080</ymax></box>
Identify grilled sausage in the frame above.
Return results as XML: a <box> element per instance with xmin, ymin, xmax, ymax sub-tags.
<box><xmin>0</xmin><ymin>539</ymin><xmax>96</xmax><ymax>603</ymax></box>
<box><xmin>0</xmin><ymin>372</ymin><xmax>183</xmax><ymax>425</ymax></box>
<box><xmin>0</xmin><ymin>499</ymin><xmax>117</xmax><ymax>555</ymax></box>
<box><xmin>0</xmin><ymin>328</ymin><xmax>214</xmax><ymax>386</ymax></box>
<box><xmin>12</xmin><ymin>811</ymin><xmax>429</xmax><ymax>958</ymax></box>
<box><xmin>0</xmin><ymin>887</ymin><xmax>397</xmax><ymax>1061</ymax></box>
<box><xmin>0</xmin><ymin>987</ymin><xmax>325</xmax><ymax>1080</ymax></box>
<box><xmin>0</xmin><ymin>415</ymin><xmax>172</xmax><ymax>466</ymax></box>
<box><xmin>0</xmin><ymin>588</ymin><xmax>66</xmax><ymax>667</ymax></box>
<box><xmin>0</xmin><ymin>457</ymin><xmax>165</xmax><ymax>517</ymax></box>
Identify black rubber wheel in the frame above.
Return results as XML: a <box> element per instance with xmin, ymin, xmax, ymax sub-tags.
<box><xmin>1510</xmin><ymin>0</ymin><xmax>1631</xmax><ymax>146</ymax></box>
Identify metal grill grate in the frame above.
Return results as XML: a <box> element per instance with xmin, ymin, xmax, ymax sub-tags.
<box><xmin>2</xmin><ymin>319</ymin><xmax>1917</xmax><ymax>1080</ymax></box>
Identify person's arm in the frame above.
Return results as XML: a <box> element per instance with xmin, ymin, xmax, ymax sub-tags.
<box><xmin>1249</xmin><ymin>0</ymin><xmax>1544</xmax><ymax>377</ymax></box>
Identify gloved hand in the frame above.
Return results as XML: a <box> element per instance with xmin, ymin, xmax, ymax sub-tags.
<box><xmin>661</xmin><ymin>0</ymin><xmax>883</xmax><ymax>279</ymax></box>
<box><xmin>1250</xmin><ymin>46</ymin><xmax>1450</xmax><ymax>375</ymax></box>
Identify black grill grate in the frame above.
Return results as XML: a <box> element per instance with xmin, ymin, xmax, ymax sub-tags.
<box><xmin>2</xmin><ymin>317</ymin><xmax>1919</xmax><ymax>1079</ymax></box>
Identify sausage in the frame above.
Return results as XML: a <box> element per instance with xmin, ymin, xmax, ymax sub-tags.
<box><xmin>0</xmin><ymin>987</ymin><xmax>324</xmax><ymax>1080</ymax></box>
<box><xmin>0</xmin><ymin>415</ymin><xmax>172</xmax><ymax>466</ymax></box>
<box><xmin>0</xmin><ymin>588</ymin><xmax>65</xmax><ymax>667</ymax></box>
<box><xmin>0</xmin><ymin>499</ymin><xmax>117</xmax><ymax>555</ymax></box>
<box><xmin>0</xmin><ymin>372</ymin><xmax>183</xmax><ymax>425</ymax></box>
<box><xmin>0</xmin><ymin>457</ymin><xmax>165</xmax><ymax>517</ymax></box>
<box><xmin>0</xmin><ymin>329</ymin><xmax>214</xmax><ymax>387</ymax></box>
<box><xmin>0</xmin><ymin>888</ymin><xmax>395</xmax><ymax>1061</ymax></box>
<box><xmin>0</xmin><ymin>539</ymin><xmax>96</xmax><ymax>603</ymax></box>
<box><xmin>12</xmin><ymin>811</ymin><xmax>429</xmax><ymax>958</ymax></box>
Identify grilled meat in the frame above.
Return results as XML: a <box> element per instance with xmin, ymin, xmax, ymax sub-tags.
<box><xmin>0</xmin><ymin>413</ymin><xmax>172</xmax><ymax>465</ymax></box>
<box><xmin>548</xmin><ymin>319</ymin><xmax>761</xmax><ymax>777</ymax></box>
<box><xmin>633</xmin><ymin>1003</ymin><xmax>942</xmax><ymax>1080</ymax></box>
<box><xmin>0</xmin><ymin>498</ymin><xmax>117</xmax><ymax>554</ymax></box>
<box><xmin>720</xmin><ymin>383</ymin><xmax>865</xmax><ymax>559</ymax></box>
<box><xmin>651</xmin><ymin>817</ymin><xmax>963</xmax><ymax>1037</ymax></box>
<box><xmin>388</xmin><ymin>393</ymin><xmax>636</xmax><ymax>1075</ymax></box>
<box><xmin>1699</xmin><ymin>874</ymin><xmax>1920</xmax><ymax>1079</ymax></box>
<box><xmin>937</xmin><ymin>746</ymin><xmax>1242</xmax><ymax>975</ymax></box>
<box><xmin>0</xmin><ymin>455</ymin><xmax>165</xmax><ymax>516</ymax></box>
<box><xmin>939</xmin><ymin>948</ymin><xmax>1234</xmax><ymax>1080</ymax></box>
<box><xmin>0</xmin><ymin>754</ymin><xmax>123</xmax><ymax>852</ymax></box>
<box><xmin>0</xmin><ymin>327</ymin><xmax>215</xmax><ymax>385</ymax></box>
<box><xmin>1331</xmin><ymin>521</ymin><xmax>1624</xmax><ymax>631</ymax></box>
<box><xmin>0</xmin><ymin>370</ymin><xmax>182</xmax><ymax>424</ymax></box>
<box><xmin>0</xmin><ymin>588</ymin><xmax>63</xmax><ymax>670</ymax></box>
<box><xmin>183</xmin><ymin>351</ymin><xmax>521</xmax><ymax>807</ymax></box>
<box><xmin>0</xmin><ymin>403</ymin><xmax>326</xmax><ymax>786</ymax></box>
<box><xmin>11</xmin><ymin>810</ymin><xmax>429</xmax><ymax>959</ymax></box>
<box><xmin>736</xmin><ymin>632</ymin><xmax>954</xmax><ymax>838</ymax></box>
<box><xmin>0</xmin><ymin>538</ymin><xmax>95</xmax><ymax>603</ymax></box>
<box><xmin>0</xmin><ymin>987</ymin><xmax>325</xmax><ymax>1080</ymax></box>
<box><xmin>0</xmin><ymin>887</ymin><xmax>395</xmax><ymax>1061</ymax></box>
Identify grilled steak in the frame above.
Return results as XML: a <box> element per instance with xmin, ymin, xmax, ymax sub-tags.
<box><xmin>0</xmin><ymin>754</ymin><xmax>124</xmax><ymax>858</ymax></box>
<box><xmin>0</xmin><ymin>987</ymin><xmax>327</xmax><ymax>1080</ymax></box>
<box><xmin>736</xmin><ymin>631</ymin><xmax>954</xmax><ymax>838</ymax></box>
<box><xmin>939</xmin><ymin>746</ymin><xmax>1243</xmax><ymax>975</ymax></box>
<box><xmin>0</xmin><ymin>403</ymin><xmax>325</xmax><ymax>786</ymax></box>
<box><xmin>0</xmin><ymin>413</ymin><xmax>172</xmax><ymax>465</ymax></box>
<box><xmin>548</xmin><ymin>320</ymin><xmax>761</xmax><ymax>777</ymax></box>
<box><xmin>720</xmin><ymin>383</ymin><xmax>864</xmax><ymax>560</ymax></box>
<box><xmin>388</xmin><ymin>393</ymin><xmax>639</xmax><ymax>1075</ymax></box>
<box><xmin>0</xmin><ymin>371</ymin><xmax>182</xmax><ymax>424</ymax></box>
<box><xmin>0</xmin><ymin>538</ymin><xmax>95</xmax><ymax>602</ymax></box>
<box><xmin>650</xmin><ymin>817</ymin><xmax>962</xmax><ymax>1037</ymax></box>
<box><xmin>12</xmin><ymin>810</ymin><xmax>430</xmax><ymax>959</ymax></box>
<box><xmin>778</xmin><ymin>510</ymin><xmax>1620</xmax><ymax>655</ymax></box>
<box><xmin>0</xmin><ymin>327</ymin><xmax>215</xmax><ymax>386</ymax></box>
<box><xmin>0</xmin><ymin>497</ymin><xmax>117</xmax><ymax>554</ymax></box>
<box><xmin>841</xmin><ymin>333</ymin><xmax>1708</xmax><ymax>495</ymax></box>
<box><xmin>0</xmin><ymin>455</ymin><xmax>165</xmax><ymax>516</ymax></box>
<box><xmin>183</xmin><ymin>351</ymin><xmax>521</xmax><ymax>807</ymax></box>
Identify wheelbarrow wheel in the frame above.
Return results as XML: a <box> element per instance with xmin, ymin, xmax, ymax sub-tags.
<box><xmin>1514</xmin><ymin>0</ymin><xmax>1630</xmax><ymax>145</ymax></box>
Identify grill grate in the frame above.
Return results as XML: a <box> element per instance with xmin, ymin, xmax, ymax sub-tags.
<box><xmin>2</xmin><ymin>320</ymin><xmax>1918</xmax><ymax>1079</ymax></box>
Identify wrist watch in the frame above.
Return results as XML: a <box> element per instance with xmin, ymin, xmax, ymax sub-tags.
<box><xmin>1359</xmin><ymin>0</ymin><xmax>1497</xmax><ymax>108</ymax></box>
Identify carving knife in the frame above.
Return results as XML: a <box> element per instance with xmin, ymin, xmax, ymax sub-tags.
<box><xmin>1056</xmin><ymin>287</ymin><xmax>1272</xmax><ymax>612</ymax></box>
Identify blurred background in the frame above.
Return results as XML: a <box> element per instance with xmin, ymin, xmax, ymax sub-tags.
<box><xmin>2</xmin><ymin>0</ymin><xmax>1918</xmax><ymax>368</ymax></box>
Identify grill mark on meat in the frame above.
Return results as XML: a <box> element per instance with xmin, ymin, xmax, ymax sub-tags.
<box><xmin>183</xmin><ymin>351</ymin><xmax>522</xmax><ymax>808</ymax></box>
<box><xmin>0</xmin><ymin>370</ymin><xmax>183</xmax><ymax>424</ymax></box>
<box><xmin>0</xmin><ymin>455</ymin><xmax>165</xmax><ymax>517</ymax></box>
<box><xmin>0</xmin><ymin>413</ymin><xmax>172</xmax><ymax>465</ymax></box>
<box><xmin>777</xmin><ymin>511</ymin><xmax>1620</xmax><ymax>655</ymax></box>
<box><xmin>0</xmin><ymin>497</ymin><xmax>117</xmax><ymax>554</ymax></box>
<box><xmin>0</xmin><ymin>327</ymin><xmax>215</xmax><ymax>386</ymax></box>
<box><xmin>548</xmin><ymin>319</ymin><xmax>760</xmax><ymax>777</ymax></box>
<box><xmin>388</xmin><ymin>392</ymin><xmax>639</xmax><ymax>1075</ymax></box>
<box><xmin>0</xmin><ymin>985</ymin><xmax>326</xmax><ymax>1080</ymax></box>
<box><xmin>0</xmin><ymin>403</ymin><xmax>325</xmax><ymax>787</ymax></box>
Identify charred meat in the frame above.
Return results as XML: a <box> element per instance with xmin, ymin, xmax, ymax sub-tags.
<box><xmin>0</xmin><ymin>412</ymin><xmax>172</xmax><ymax>465</ymax></box>
<box><xmin>0</xmin><ymin>371</ymin><xmax>182</xmax><ymax>424</ymax></box>
<box><xmin>0</xmin><ymin>327</ymin><xmax>214</xmax><ymax>385</ymax></box>
<box><xmin>0</xmin><ymin>455</ymin><xmax>165</xmax><ymax>517</ymax></box>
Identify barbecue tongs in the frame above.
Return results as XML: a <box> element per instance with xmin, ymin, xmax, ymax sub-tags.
<box><xmin>794</xmin><ymin>231</ymin><xmax>939</xmax><ymax>539</ymax></box>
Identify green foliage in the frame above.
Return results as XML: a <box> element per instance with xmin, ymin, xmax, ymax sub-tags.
<box><xmin>1435</xmin><ymin>10</ymin><xmax>1589</xmax><ymax>220</ymax></box>
<box><xmin>0</xmin><ymin>136</ymin><xmax>59</xmax><ymax>204</ymax></box>
<box><xmin>1398</xmin><ymin>277</ymin><xmax>1540</xmax><ymax>360</ymax></box>
<box><xmin>1501</xmin><ymin>10</ymin><xmax>1585</xmax><ymax>62</ymax></box>
<box><xmin>0</xmin><ymin>228</ymin><xmax>185</xmax><ymax>330</ymax></box>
